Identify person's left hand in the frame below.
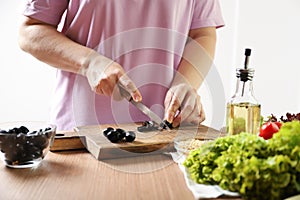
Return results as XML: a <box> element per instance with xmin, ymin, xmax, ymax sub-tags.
<box><xmin>164</xmin><ymin>83</ymin><xmax>205</xmax><ymax>128</ymax></box>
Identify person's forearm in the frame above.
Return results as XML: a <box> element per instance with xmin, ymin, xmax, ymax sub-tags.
<box><xmin>18</xmin><ymin>16</ymin><xmax>93</xmax><ymax>74</ymax></box>
<box><xmin>174</xmin><ymin>27</ymin><xmax>217</xmax><ymax>89</ymax></box>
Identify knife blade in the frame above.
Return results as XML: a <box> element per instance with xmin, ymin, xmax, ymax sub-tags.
<box><xmin>118</xmin><ymin>83</ymin><xmax>166</xmax><ymax>127</ymax></box>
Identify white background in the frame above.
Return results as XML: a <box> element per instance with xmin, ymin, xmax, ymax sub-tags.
<box><xmin>1</xmin><ymin>0</ymin><xmax>300</xmax><ymax>130</ymax></box>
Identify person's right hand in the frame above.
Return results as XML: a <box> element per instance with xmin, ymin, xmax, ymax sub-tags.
<box><xmin>79</xmin><ymin>50</ymin><xmax>142</xmax><ymax>102</ymax></box>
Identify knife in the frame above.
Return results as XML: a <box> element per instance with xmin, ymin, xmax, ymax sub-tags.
<box><xmin>118</xmin><ymin>83</ymin><xmax>169</xmax><ymax>129</ymax></box>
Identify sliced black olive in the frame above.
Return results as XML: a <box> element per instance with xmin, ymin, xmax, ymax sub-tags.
<box><xmin>142</xmin><ymin>121</ymin><xmax>151</xmax><ymax>126</ymax></box>
<box><xmin>138</xmin><ymin>126</ymin><xmax>157</xmax><ymax>132</ymax></box>
<box><xmin>103</xmin><ymin>127</ymin><xmax>114</xmax><ymax>137</ymax></box>
<box><xmin>159</xmin><ymin>120</ymin><xmax>173</xmax><ymax>130</ymax></box>
<box><xmin>137</xmin><ymin>120</ymin><xmax>158</xmax><ymax>132</ymax></box>
<box><xmin>137</xmin><ymin>126</ymin><xmax>149</xmax><ymax>132</ymax></box>
<box><xmin>125</xmin><ymin>131</ymin><xmax>136</xmax><ymax>142</ymax></box>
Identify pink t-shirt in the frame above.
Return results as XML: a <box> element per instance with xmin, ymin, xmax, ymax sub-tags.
<box><xmin>23</xmin><ymin>0</ymin><xmax>224</xmax><ymax>131</ymax></box>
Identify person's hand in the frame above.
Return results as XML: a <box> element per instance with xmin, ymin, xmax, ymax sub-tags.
<box><xmin>79</xmin><ymin>50</ymin><xmax>142</xmax><ymax>101</ymax></box>
<box><xmin>164</xmin><ymin>83</ymin><xmax>205</xmax><ymax>127</ymax></box>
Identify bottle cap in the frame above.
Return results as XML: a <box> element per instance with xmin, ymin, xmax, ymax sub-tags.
<box><xmin>245</xmin><ymin>48</ymin><xmax>251</xmax><ymax>56</ymax></box>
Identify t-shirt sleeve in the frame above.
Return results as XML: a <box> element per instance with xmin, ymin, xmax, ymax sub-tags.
<box><xmin>191</xmin><ymin>0</ymin><xmax>225</xmax><ymax>29</ymax></box>
<box><xmin>22</xmin><ymin>0</ymin><xmax>69</xmax><ymax>26</ymax></box>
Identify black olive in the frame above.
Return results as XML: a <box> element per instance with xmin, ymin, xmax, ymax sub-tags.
<box><xmin>0</xmin><ymin>130</ymin><xmax>8</xmax><ymax>134</ymax></box>
<box><xmin>115</xmin><ymin>128</ymin><xmax>126</xmax><ymax>139</ymax></box>
<box><xmin>19</xmin><ymin>126</ymin><xmax>29</xmax><ymax>134</ymax></box>
<box><xmin>43</xmin><ymin>127</ymin><xmax>54</xmax><ymax>138</ymax></box>
<box><xmin>9</xmin><ymin>127</ymin><xmax>20</xmax><ymax>134</ymax></box>
<box><xmin>125</xmin><ymin>131</ymin><xmax>136</xmax><ymax>142</ymax></box>
<box><xmin>106</xmin><ymin>130</ymin><xmax>122</xmax><ymax>143</ymax></box>
<box><xmin>103</xmin><ymin>127</ymin><xmax>114</xmax><ymax>137</ymax></box>
<box><xmin>159</xmin><ymin>120</ymin><xmax>173</xmax><ymax>130</ymax></box>
<box><xmin>37</xmin><ymin>129</ymin><xmax>43</xmax><ymax>135</ymax></box>
<box><xmin>142</xmin><ymin>121</ymin><xmax>151</xmax><ymax>126</ymax></box>
<box><xmin>0</xmin><ymin>125</ymin><xmax>53</xmax><ymax>165</ymax></box>
<box><xmin>32</xmin><ymin>135</ymin><xmax>48</xmax><ymax>149</ymax></box>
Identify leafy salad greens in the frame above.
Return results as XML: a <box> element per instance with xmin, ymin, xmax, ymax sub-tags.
<box><xmin>183</xmin><ymin>121</ymin><xmax>300</xmax><ymax>200</ymax></box>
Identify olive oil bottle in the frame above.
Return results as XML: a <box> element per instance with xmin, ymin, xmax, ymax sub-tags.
<box><xmin>226</xmin><ymin>49</ymin><xmax>261</xmax><ymax>135</ymax></box>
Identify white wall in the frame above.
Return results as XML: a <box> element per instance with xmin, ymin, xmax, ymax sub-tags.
<box><xmin>204</xmin><ymin>0</ymin><xmax>300</xmax><ymax>129</ymax></box>
<box><xmin>235</xmin><ymin>0</ymin><xmax>300</xmax><ymax>118</ymax></box>
<box><xmin>1</xmin><ymin>0</ymin><xmax>299</xmax><ymax>129</ymax></box>
<box><xmin>0</xmin><ymin>1</ymin><xmax>56</xmax><ymax>123</ymax></box>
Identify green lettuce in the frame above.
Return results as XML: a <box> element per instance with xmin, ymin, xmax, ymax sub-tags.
<box><xmin>183</xmin><ymin>121</ymin><xmax>300</xmax><ymax>200</ymax></box>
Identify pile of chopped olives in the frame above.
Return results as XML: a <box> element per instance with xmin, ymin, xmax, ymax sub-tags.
<box><xmin>103</xmin><ymin>127</ymin><xmax>136</xmax><ymax>143</ymax></box>
<box><xmin>0</xmin><ymin>126</ymin><xmax>54</xmax><ymax>166</ymax></box>
<box><xmin>102</xmin><ymin>120</ymin><xmax>173</xmax><ymax>143</ymax></box>
<box><xmin>137</xmin><ymin>120</ymin><xmax>173</xmax><ymax>132</ymax></box>
<box><xmin>137</xmin><ymin>121</ymin><xmax>158</xmax><ymax>132</ymax></box>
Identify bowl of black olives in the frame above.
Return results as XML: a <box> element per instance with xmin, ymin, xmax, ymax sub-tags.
<box><xmin>0</xmin><ymin>121</ymin><xmax>56</xmax><ymax>168</ymax></box>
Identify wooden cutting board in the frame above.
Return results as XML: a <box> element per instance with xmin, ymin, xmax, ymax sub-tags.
<box><xmin>50</xmin><ymin>131</ymin><xmax>86</xmax><ymax>151</ymax></box>
<box><xmin>51</xmin><ymin>123</ymin><xmax>225</xmax><ymax>160</ymax></box>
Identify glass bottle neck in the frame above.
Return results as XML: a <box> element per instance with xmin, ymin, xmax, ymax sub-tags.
<box><xmin>229</xmin><ymin>68</ymin><xmax>259</xmax><ymax>104</ymax></box>
<box><xmin>234</xmin><ymin>68</ymin><xmax>255</xmax><ymax>98</ymax></box>
<box><xmin>235</xmin><ymin>79</ymin><xmax>254</xmax><ymax>97</ymax></box>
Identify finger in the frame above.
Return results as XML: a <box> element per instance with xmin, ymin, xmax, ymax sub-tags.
<box><xmin>198</xmin><ymin>106</ymin><xmax>206</xmax><ymax>123</ymax></box>
<box><xmin>163</xmin><ymin>89</ymin><xmax>173</xmax><ymax>109</ymax></box>
<box><xmin>179</xmin><ymin>92</ymin><xmax>196</xmax><ymax>122</ymax></box>
<box><xmin>94</xmin><ymin>84</ymin><xmax>104</xmax><ymax>95</ymax></box>
<box><xmin>183</xmin><ymin>102</ymin><xmax>200</xmax><ymax>124</ymax></box>
<box><xmin>172</xmin><ymin>114</ymin><xmax>182</xmax><ymax>128</ymax></box>
<box><xmin>132</xmin><ymin>89</ymin><xmax>142</xmax><ymax>102</ymax></box>
<box><xmin>165</xmin><ymin>91</ymin><xmax>185</xmax><ymax>123</ymax></box>
<box><xmin>94</xmin><ymin>87</ymin><xmax>102</xmax><ymax>95</ymax></box>
<box><xmin>189</xmin><ymin>102</ymin><xmax>205</xmax><ymax>125</ymax></box>
<box><xmin>196</xmin><ymin>97</ymin><xmax>205</xmax><ymax>123</ymax></box>
<box><xmin>186</xmin><ymin>110</ymin><xmax>201</xmax><ymax>125</ymax></box>
<box><xmin>119</xmin><ymin>75</ymin><xmax>142</xmax><ymax>102</ymax></box>
<box><xmin>100</xmin><ymin>84</ymin><xmax>114</xmax><ymax>96</ymax></box>
<box><xmin>180</xmin><ymin>93</ymin><xmax>202</xmax><ymax>124</ymax></box>
<box><xmin>97</xmin><ymin>76</ymin><xmax>116</xmax><ymax>96</ymax></box>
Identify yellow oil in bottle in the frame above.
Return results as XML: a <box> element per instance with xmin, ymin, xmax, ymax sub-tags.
<box><xmin>226</xmin><ymin>102</ymin><xmax>261</xmax><ymax>135</ymax></box>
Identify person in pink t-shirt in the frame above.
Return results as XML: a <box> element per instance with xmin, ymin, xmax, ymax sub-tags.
<box><xmin>18</xmin><ymin>0</ymin><xmax>224</xmax><ymax>131</ymax></box>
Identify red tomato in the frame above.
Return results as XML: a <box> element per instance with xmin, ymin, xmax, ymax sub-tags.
<box><xmin>274</xmin><ymin>121</ymin><xmax>282</xmax><ymax>129</ymax></box>
<box><xmin>259</xmin><ymin>122</ymin><xmax>280</xmax><ymax>140</ymax></box>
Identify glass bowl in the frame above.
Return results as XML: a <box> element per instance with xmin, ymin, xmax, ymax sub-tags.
<box><xmin>174</xmin><ymin>134</ymin><xmax>210</xmax><ymax>156</ymax></box>
<box><xmin>0</xmin><ymin>121</ymin><xmax>56</xmax><ymax>168</ymax></box>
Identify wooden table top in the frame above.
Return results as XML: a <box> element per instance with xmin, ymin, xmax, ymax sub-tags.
<box><xmin>0</xmin><ymin>150</ymin><xmax>193</xmax><ymax>200</ymax></box>
<box><xmin>0</xmin><ymin>149</ymin><xmax>243</xmax><ymax>200</ymax></box>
